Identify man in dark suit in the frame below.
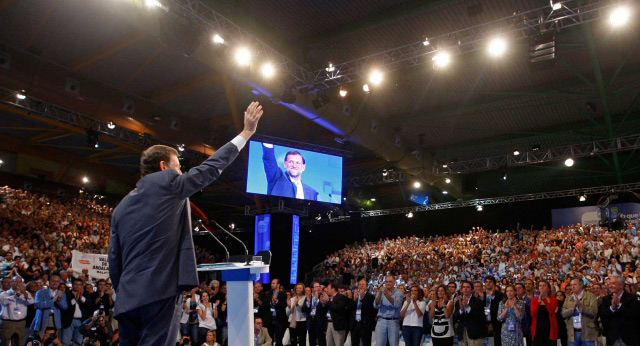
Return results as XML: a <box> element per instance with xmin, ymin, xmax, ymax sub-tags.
<box><xmin>262</xmin><ymin>143</ymin><xmax>318</xmax><ymax>200</ymax></box>
<box><xmin>320</xmin><ymin>283</ymin><xmax>350</xmax><ymax>346</ymax></box>
<box><xmin>108</xmin><ymin>101</ymin><xmax>263</xmax><ymax>346</ymax></box>
<box><xmin>261</xmin><ymin>278</ymin><xmax>288</xmax><ymax>346</ymax></box>
<box><xmin>482</xmin><ymin>276</ymin><xmax>503</xmax><ymax>346</ymax></box>
<box><xmin>453</xmin><ymin>280</ymin><xmax>486</xmax><ymax>346</ymax></box>
<box><xmin>597</xmin><ymin>275</ymin><xmax>640</xmax><ymax>346</ymax></box>
<box><xmin>302</xmin><ymin>281</ymin><xmax>327</xmax><ymax>346</ymax></box>
<box><xmin>61</xmin><ymin>278</ymin><xmax>92</xmax><ymax>346</ymax></box>
<box><xmin>350</xmin><ymin>279</ymin><xmax>376</xmax><ymax>346</ymax></box>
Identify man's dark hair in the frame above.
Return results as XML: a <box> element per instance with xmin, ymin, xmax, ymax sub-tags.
<box><xmin>284</xmin><ymin>151</ymin><xmax>305</xmax><ymax>164</ymax></box>
<box><xmin>272</xmin><ymin>278</ymin><xmax>281</xmax><ymax>286</ymax></box>
<box><xmin>140</xmin><ymin>145</ymin><xmax>179</xmax><ymax>177</ymax></box>
<box><xmin>485</xmin><ymin>276</ymin><xmax>497</xmax><ymax>284</ymax></box>
<box><xmin>460</xmin><ymin>280</ymin><xmax>472</xmax><ymax>289</ymax></box>
<box><xmin>72</xmin><ymin>277</ymin><xmax>84</xmax><ymax>284</ymax></box>
<box><xmin>97</xmin><ymin>279</ymin><xmax>106</xmax><ymax>285</ymax></box>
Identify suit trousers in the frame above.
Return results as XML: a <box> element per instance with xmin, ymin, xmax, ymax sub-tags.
<box><xmin>459</xmin><ymin>328</ymin><xmax>483</xmax><ymax>346</ymax></box>
<box><xmin>116</xmin><ymin>293</ymin><xmax>183</xmax><ymax>346</ymax></box>
<box><xmin>307</xmin><ymin>317</ymin><xmax>326</xmax><ymax>346</ymax></box>
<box><xmin>290</xmin><ymin>323</ymin><xmax>307</xmax><ymax>346</ymax></box>
<box><xmin>351</xmin><ymin>320</ymin><xmax>372</xmax><ymax>346</ymax></box>
<box><xmin>326</xmin><ymin>322</ymin><xmax>345</xmax><ymax>346</ymax></box>
<box><xmin>0</xmin><ymin>319</ymin><xmax>25</xmax><ymax>346</ymax></box>
<box><xmin>269</xmin><ymin>319</ymin><xmax>285</xmax><ymax>346</ymax></box>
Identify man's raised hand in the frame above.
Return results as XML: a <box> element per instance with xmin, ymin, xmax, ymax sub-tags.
<box><xmin>241</xmin><ymin>101</ymin><xmax>263</xmax><ymax>140</ymax></box>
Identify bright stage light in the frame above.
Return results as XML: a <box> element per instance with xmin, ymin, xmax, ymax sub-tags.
<box><xmin>369</xmin><ymin>70</ymin><xmax>383</xmax><ymax>85</ymax></box>
<box><xmin>413</xmin><ymin>181</ymin><xmax>421</xmax><ymax>188</ymax></box>
<box><xmin>423</xmin><ymin>37</ymin><xmax>430</xmax><ymax>46</ymax></box>
<box><xmin>212</xmin><ymin>34</ymin><xmax>225</xmax><ymax>45</ymax></box>
<box><xmin>235</xmin><ymin>48</ymin><xmax>252</xmax><ymax>66</ymax></box>
<box><xmin>565</xmin><ymin>158</ymin><xmax>574</xmax><ymax>167</ymax></box>
<box><xmin>145</xmin><ymin>0</ymin><xmax>162</xmax><ymax>8</ymax></box>
<box><xmin>406</xmin><ymin>212</ymin><xmax>414</xmax><ymax>218</ymax></box>
<box><xmin>477</xmin><ymin>205</ymin><xmax>483</xmax><ymax>211</ymax></box>
<box><xmin>551</xmin><ymin>1</ymin><xmax>562</xmax><ymax>10</ymax></box>
<box><xmin>513</xmin><ymin>148</ymin><xmax>520</xmax><ymax>156</ymax></box>
<box><xmin>488</xmin><ymin>38</ymin><xmax>507</xmax><ymax>57</ymax></box>
<box><xmin>363</xmin><ymin>84</ymin><xmax>370</xmax><ymax>93</ymax></box>
<box><xmin>432</xmin><ymin>52</ymin><xmax>451</xmax><ymax>68</ymax></box>
<box><xmin>16</xmin><ymin>92</ymin><xmax>26</xmax><ymax>100</ymax></box>
<box><xmin>610</xmin><ymin>7</ymin><xmax>631</xmax><ymax>27</ymax></box>
<box><xmin>445</xmin><ymin>178</ymin><xmax>451</xmax><ymax>184</ymax></box>
<box><xmin>326</xmin><ymin>62</ymin><xmax>335</xmax><ymax>73</ymax></box>
<box><xmin>82</xmin><ymin>176</ymin><xmax>89</xmax><ymax>184</ymax></box>
<box><xmin>370</xmin><ymin>198</ymin><xmax>376</xmax><ymax>202</ymax></box>
<box><xmin>579</xmin><ymin>194</ymin><xmax>586</xmax><ymax>202</ymax></box>
<box><xmin>107</xmin><ymin>121</ymin><xmax>116</xmax><ymax>130</ymax></box>
<box><xmin>261</xmin><ymin>63</ymin><xmax>275</xmax><ymax>78</ymax></box>
<box><xmin>442</xmin><ymin>190</ymin><xmax>448</xmax><ymax>195</ymax></box>
<box><xmin>177</xmin><ymin>144</ymin><xmax>185</xmax><ymax>152</ymax></box>
<box><xmin>339</xmin><ymin>87</ymin><xmax>347</xmax><ymax>98</ymax></box>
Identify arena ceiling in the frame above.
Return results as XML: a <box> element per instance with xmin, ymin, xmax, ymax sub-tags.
<box><xmin>0</xmin><ymin>0</ymin><xmax>639</xmax><ymax>225</ymax></box>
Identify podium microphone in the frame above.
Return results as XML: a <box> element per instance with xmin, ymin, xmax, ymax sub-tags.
<box><xmin>195</xmin><ymin>220</ymin><xmax>229</xmax><ymax>262</ymax></box>
<box><xmin>210</xmin><ymin>219</ymin><xmax>252</xmax><ymax>266</ymax></box>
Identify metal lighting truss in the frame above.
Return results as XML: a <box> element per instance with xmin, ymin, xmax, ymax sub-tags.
<box><xmin>361</xmin><ymin>182</ymin><xmax>640</xmax><ymax>217</ymax></box>
<box><xmin>434</xmin><ymin>134</ymin><xmax>640</xmax><ymax>175</ymax></box>
<box><xmin>167</xmin><ymin>0</ymin><xmax>310</xmax><ymax>87</ymax></box>
<box><xmin>306</xmin><ymin>0</ymin><xmax>613</xmax><ymax>91</ymax></box>
<box><xmin>0</xmin><ymin>86</ymin><xmax>205</xmax><ymax>156</ymax></box>
<box><xmin>347</xmin><ymin>170</ymin><xmax>407</xmax><ymax>187</ymax></box>
<box><xmin>251</xmin><ymin>134</ymin><xmax>353</xmax><ymax>157</ymax></box>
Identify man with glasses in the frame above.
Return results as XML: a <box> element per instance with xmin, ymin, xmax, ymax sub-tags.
<box><xmin>261</xmin><ymin>144</ymin><xmax>318</xmax><ymax>200</ymax></box>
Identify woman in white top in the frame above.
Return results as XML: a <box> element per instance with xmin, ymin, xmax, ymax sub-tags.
<box><xmin>286</xmin><ymin>283</ymin><xmax>307</xmax><ymax>346</ymax></box>
<box><xmin>400</xmin><ymin>285</ymin><xmax>427</xmax><ymax>346</ymax></box>
<box><xmin>201</xmin><ymin>330</ymin><xmax>219</xmax><ymax>346</ymax></box>
<box><xmin>197</xmin><ymin>291</ymin><xmax>218</xmax><ymax>344</ymax></box>
<box><xmin>428</xmin><ymin>285</ymin><xmax>455</xmax><ymax>346</ymax></box>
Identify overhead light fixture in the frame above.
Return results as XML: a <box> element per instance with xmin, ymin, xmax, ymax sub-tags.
<box><xmin>0</xmin><ymin>159</ymin><xmax>3</xmax><ymax>166</ymax></box>
<box><xmin>422</xmin><ymin>36</ymin><xmax>430</xmax><ymax>46</ymax></box>
<box><xmin>413</xmin><ymin>181</ymin><xmax>421</xmax><ymax>188</ymax></box>
<box><xmin>339</xmin><ymin>87</ymin><xmax>347</xmax><ymax>98</ymax></box>
<box><xmin>261</xmin><ymin>63</ymin><xmax>275</xmax><ymax>78</ymax></box>
<box><xmin>235</xmin><ymin>47</ymin><xmax>252</xmax><ymax>66</ymax></box>
<box><xmin>513</xmin><ymin>148</ymin><xmax>520</xmax><ymax>156</ymax></box>
<box><xmin>315</xmin><ymin>214</ymin><xmax>321</xmax><ymax>221</ymax></box>
<box><xmin>16</xmin><ymin>91</ymin><xmax>26</xmax><ymax>100</ymax></box>
<box><xmin>476</xmin><ymin>205</ymin><xmax>483</xmax><ymax>211</ymax></box>
<box><xmin>326</xmin><ymin>62</ymin><xmax>335</xmax><ymax>73</ymax></box>
<box><xmin>610</xmin><ymin>7</ymin><xmax>631</xmax><ymax>27</ymax></box>
<box><xmin>406</xmin><ymin>212</ymin><xmax>414</xmax><ymax>218</ymax></box>
<box><xmin>565</xmin><ymin>158</ymin><xmax>574</xmax><ymax>167</ymax></box>
<box><xmin>362</xmin><ymin>84</ymin><xmax>370</xmax><ymax>93</ymax></box>
<box><xmin>432</xmin><ymin>51</ymin><xmax>451</xmax><ymax>68</ymax></box>
<box><xmin>382</xmin><ymin>168</ymin><xmax>389</xmax><ymax>177</ymax></box>
<box><xmin>229</xmin><ymin>223</ymin><xmax>235</xmax><ymax>230</ymax></box>
<box><xmin>145</xmin><ymin>0</ymin><xmax>162</xmax><ymax>8</ymax></box>
<box><xmin>502</xmin><ymin>172</ymin><xmax>508</xmax><ymax>180</ymax></box>
<box><xmin>445</xmin><ymin>178</ymin><xmax>451</xmax><ymax>184</ymax></box>
<box><xmin>86</xmin><ymin>128</ymin><xmax>99</xmax><ymax>149</ymax></box>
<box><xmin>177</xmin><ymin>144</ymin><xmax>185</xmax><ymax>152</ymax></box>
<box><xmin>370</xmin><ymin>198</ymin><xmax>376</xmax><ymax>202</ymax></box>
<box><xmin>107</xmin><ymin>121</ymin><xmax>116</xmax><ymax>130</ymax></box>
<box><xmin>579</xmin><ymin>194</ymin><xmax>587</xmax><ymax>202</ymax></box>
<box><xmin>532</xmin><ymin>144</ymin><xmax>541</xmax><ymax>151</ymax></box>
<box><xmin>442</xmin><ymin>163</ymin><xmax>448</xmax><ymax>168</ymax></box>
<box><xmin>212</xmin><ymin>34</ymin><xmax>225</xmax><ymax>45</ymax></box>
<box><xmin>550</xmin><ymin>1</ymin><xmax>562</xmax><ymax>10</ymax></box>
<box><xmin>343</xmin><ymin>197</ymin><xmax>347</xmax><ymax>201</ymax></box>
<box><xmin>369</xmin><ymin>70</ymin><xmax>383</xmax><ymax>85</ymax></box>
<box><xmin>488</xmin><ymin>37</ymin><xmax>507</xmax><ymax>57</ymax></box>
<box><xmin>442</xmin><ymin>190</ymin><xmax>448</xmax><ymax>195</ymax></box>
<box><xmin>82</xmin><ymin>176</ymin><xmax>89</xmax><ymax>184</ymax></box>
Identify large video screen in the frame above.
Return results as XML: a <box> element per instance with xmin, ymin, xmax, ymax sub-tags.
<box><xmin>246</xmin><ymin>141</ymin><xmax>343</xmax><ymax>204</ymax></box>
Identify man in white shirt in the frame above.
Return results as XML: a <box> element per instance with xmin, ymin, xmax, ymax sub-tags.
<box><xmin>0</xmin><ymin>276</ymin><xmax>34</xmax><ymax>346</ymax></box>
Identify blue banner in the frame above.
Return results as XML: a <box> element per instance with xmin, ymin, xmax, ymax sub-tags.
<box><xmin>254</xmin><ymin>214</ymin><xmax>271</xmax><ymax>284</ymax></box>
<box><xmin>551</xmin><ymin>203</ymin><xmax>640</xmax><ymax>229</ymax></box>
<box><xmin>290</xmin><ymin>215</ymin><xmax>300</xmax><ymax>285</ymax></box>
<box><xmin>409</xmin><ymin>192</ymin><xmax>430</xmax><ymax>206</ymax></box>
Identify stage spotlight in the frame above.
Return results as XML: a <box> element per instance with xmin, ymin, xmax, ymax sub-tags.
<box><xmin>235</xmin><ymin>48</ymin><xmax>252</xmax><ymax>66</ymax></box>
<box><xmin>488</xmin><ymin>38</ymin><xmax>507</xmax><ymax>57</ymax></box>
<box><xmin>476</xmin><ymin>205</ymin><xmax>483</xmax><ymax>211</ymax></box>
<box><xmin>442</xmin><ymin>190</ymin><xmax>448</xmax><ymax>195</ymax></box>
<box><xmin>16</xmin><ymin>91</ymin><xmax>26</xmax><ymax>100</ymax></box>
<box><xmin>315</xmin><ymin>214</ymin><xmax>321</xmax><ymax>221</ymax></box>
<box><xmin>445</xmin><ymin>178</ymin><xmax>451</xmax><ymax>184</ymax></box>
<box><xmin>502</xmin><ymin>172</ymin><xmax>508</xmax><ymax>180</ymax></box>
<box><xmin>610</xmin><ymin>7</ymin><xmax>631</xmax><ymax>27</ymax></box>
<box><xmin>0</xmin><ymin>159</ymin><xmax>3</xmax><ymax>166</ymax></box>
<box><xmin>229</xmin><ymin>223</ymin><xmax>235</xmax><ymax>230</ymax></box>
<box><xmin>145</xmin><ymin>0</ymin><xmax>163</xmax><ymax>8</ymax></box>
<box><xmin>432</xmin><ymin>51</ymin><xmax>451</xmax><ymax>68</ymax></box>
<box><xmin>442</xmin><ymin>163</ymin><xmax>448</xmax><ymax>168</ymax></box>
<box><xmin>422</xmin><ymin>36</ymin><xmax>430</xmax><ymax>46</ymax></box>
<box><xmin>369</xmin><ymin>70</ymin><xmax>383</xmax><ymax>85</ymax></box>
<box><xmin>339</xmin><ymin>87</ymin><xmax>347</xmax><ymax>98</ymax></box>
<box><xmin>413</xmin><ymin>181</ymin><xmax>421</xmax><ymax>188</ymax></box>
<box><xmin>513</xmin><ymin>148</ymin><xmax>520</xmax><ymax>156</ymax></box>
<box><xmin>326</xmin><ymin>62</ymin><xmax>335</xmax><ymax>73</ymax></box>
<box><xmin>579</xmin><ymin>194</ymin><xmax>586</xmax><ymax>202</ymax></box>
<box><xmin>362</xmin><ymin>84</ymin><xmax>370</xmax><ymax>93</ymax></box>
<box><xmin>177</xmin><ymin>144</ymin><xmax>185</xmax><ymax>152</ymax></box>
<box><xmin>212</xmin><ymin>34</ymin><xmax>225</xmax><ymax>45</ymax></box>
<box><xmin>82</xmin><ymin>176</ymin><xmax>89</xmax><ymax>184</ymax></box>
<box><xmin>406</xmin><ymin>212</ymin><xmax>414</xmax><ymax>218</ymax></box>
<box><xmin>550</xmin><ymin>1</ymin><xmax>562</xmax><ymax>10</ymax></box>
<box><xmin>370</xmin><ymin>198</ymin><xmax>376</xmax><ymax>202</ymax></box>
<box><xmin>86</xmin><ymin>128</ymin><xmax>99</xmax><ymax>149</ymax></box>
<box><xmin>565</xmin><ymin>158</ymin><xmax>574</xmax><ymax>167</ymax></box>
<box><xmin>107</xmin><ymin>121</ymin><xmax>116</xmax><ymax>130</ymax></box>
<box><xmin>382</xmin><ymin>168</ymin><xmax>389</xmax><ymax>177</ymax></box>
<box><xmin>261</xmin><ymin>63</ymin><xmax>275</xmax><ymax>78</ymax></box>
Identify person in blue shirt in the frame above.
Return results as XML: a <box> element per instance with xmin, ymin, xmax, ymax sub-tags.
<box><xmin>373</xmin><ymin>274</ymin><xmax>405</xmax><ymax>346</ymax></box>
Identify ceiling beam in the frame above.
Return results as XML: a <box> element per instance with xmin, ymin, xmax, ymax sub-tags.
<box><xmin>71</xmin><ymin>31</ymin><xmax>146</xmax><ymax>71</ymax></box>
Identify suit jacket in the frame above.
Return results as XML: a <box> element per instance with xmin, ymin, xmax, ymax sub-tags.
<box><xmin>108</xmin><ymin>140</ymin><xmax>240</xmax><ymax>316</ymax></box>
<box><xmin>453</xmin><ymin>295</ymin><xmax>486</xmax><ymax>340</ymax></box>
<box><xmin>301</xmin><ymin>295</ymin><xmax>326</xmax><ymax>331</ymax></box>
<box><xmin>530</xmin><ymin>296</ymin><xmax>558</xmax><ymax>341</ymax></box>
<box><xmin>597</xmin><ymin>291</ymin><xmax>640</xmax><ymax>346</ymax></box>
<box><xmin>62</xmin><ymin>291</ymin><xmax>93</xmax><ymax>328</ymax></box>
<box><xmin>561</xmin><ymin>290</ymin><xmax>598</xmax><ymax>342</ymax></box>
<box><xmin>350</xmin><ymin>292</ymin><xmax>377</xmax><ymax>332</ymax></box>
<box><xmin>256</xmin><ymin>327</ymin><xmax>272</xmax><ymax>346</ymax></box>
<box><xmin>322</xmin><ymin>293</ymin><xmax>351</xmax><ymax>332</ymax></box>
<box><xmin>483</xmin><ymin>290</ymin><xmax>504</xmax><ymax>334</ymax></box>
<box><xmin>261</xmin><ymin>289</ymin><xmax>287</xmax><ymax>328</ymax></box>
<box><xmin>262</xmin><ymin>145</ymin><xmax>318</xmax><ymax>200</ymax></box>
<box><xmin>31</xmin><ymin>288</ymin><xmax>68</xmax><ymax>331</ymax></box>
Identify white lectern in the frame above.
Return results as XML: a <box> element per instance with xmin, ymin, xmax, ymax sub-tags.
<box><xmin>197</xmin><ymin>261</ymin><xmax>269</xmax><ymax>346</ymax></box>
